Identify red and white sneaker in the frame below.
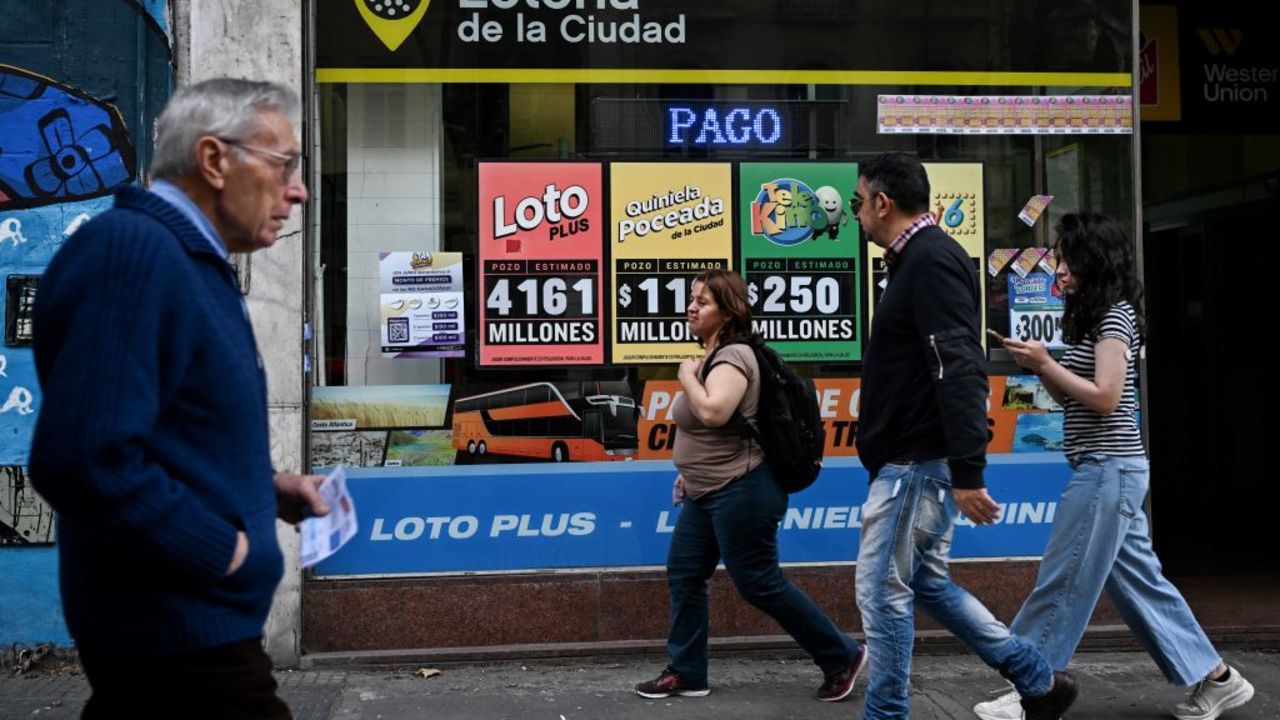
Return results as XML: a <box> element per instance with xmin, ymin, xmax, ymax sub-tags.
<box><xmin>635</xmin><ymin>668</ymin><xmax>710</xmax><ymax>699</ymax></box>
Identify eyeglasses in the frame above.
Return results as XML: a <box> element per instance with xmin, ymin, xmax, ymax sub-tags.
<box><xmin>217</xmin><ymin>137</ymin><xmax>301</xmax><ymax>181</ymax></box>
<box><xmin>849</xmin><ymin>190</ymin><xmax>889</xmax><ymax>216</ymax></box>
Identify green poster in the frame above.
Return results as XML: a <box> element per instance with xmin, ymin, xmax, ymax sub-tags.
<box><xmin>738</xmin><ymin>162</ymin><xmax>861</xmax><ymax>362</ymax></box>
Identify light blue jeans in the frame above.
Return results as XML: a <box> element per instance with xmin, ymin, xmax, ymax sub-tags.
<box><xmin>855</xmin><ymin>461</ymin><xmax>1053</xmax><ymax>719</ymax></box>
<box><xmin>1010</xmin><ymin>454</ymin><xmax>1221</xmax><ymax>687</ymax></box>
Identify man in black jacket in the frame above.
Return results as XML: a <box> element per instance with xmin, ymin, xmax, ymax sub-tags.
<box><xmin>851</xmin><ymin>153</ymin><xmax>1075</xmax><ymax>720</ymax></box>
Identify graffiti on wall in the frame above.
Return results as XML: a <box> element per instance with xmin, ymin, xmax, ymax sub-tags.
<box><xmin>1</xmin><ymin>466</ymin><xmax>51</xmax><ymax>545</ymax></box>
<box><xmin>0</xmin><ymin>65</ymin><xmax>136</xmax><ymax>211</ymax></box>
<box><xmin>0</xmin><ymin>66</ymin><xmax>137</xmax><ymax>544</ymax></box>
<box><xmin>0</xmin><ymin>344</ymin><xmax>39</xmax><ymax>545</ymax></box>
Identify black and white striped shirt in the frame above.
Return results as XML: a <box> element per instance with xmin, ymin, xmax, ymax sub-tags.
<box><xmin>1061</xmin><ymin>302</ymin><xmax>1145</xmax><ymax>461</ymax></box>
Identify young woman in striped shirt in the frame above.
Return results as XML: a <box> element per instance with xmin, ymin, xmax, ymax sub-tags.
<box><xmin>975</xmin><ymin>213</ymin><xmax>1253</xmax><ymax>720</ymax></box>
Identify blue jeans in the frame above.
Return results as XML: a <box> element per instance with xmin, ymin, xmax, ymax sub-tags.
<box><xmin>855</xmin><ymin>461</ymin><xmax>1053</xmax><ymax>719</ymax></box>
<box><xmin>1010</xmin><ymin>454</ymin><xmax>1221</xmax><ymax>686</ymax></box>
<box><xmin>666</xmin><ymin>464</ymin><xmax>861</xmax><ymax>687</ymax></box>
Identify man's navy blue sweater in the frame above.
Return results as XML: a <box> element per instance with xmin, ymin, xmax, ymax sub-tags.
<box><xmin>29</xmin><ymin>186</ymin><xmax>282</xmax><ymax>656</ymax></box>
<box><xmin>856</xmin><ymin>224</ymin><xmax>990</xmax><ymax>489</ymax></box>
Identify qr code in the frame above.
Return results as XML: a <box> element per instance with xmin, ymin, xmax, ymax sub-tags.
<box><xmin>387</xmin><ymin>317</ymin><xmax>409</xmax><ymax>343</ymax></box>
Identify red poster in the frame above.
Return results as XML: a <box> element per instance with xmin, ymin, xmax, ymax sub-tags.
<box><xmin>640</xmin><ymin>377</ymin><xmax>1020</xmax><ymax>460</ymax></box>
<box><xmin>640</xmin><ymin>378</ymin><xmax>865</xmax><ymax>461</ymax></box>
<box><xmin>478</xmin><ymin>162</ymin><xmax>605</xmax><ymax>365</ymax></box>
<box><xmin>987</xmin><ymin>376</ymin><xmax>1018</xmax><ymax>454</ymax></box>
<box><xmin>813</xmin><ymin>379</ymin><xmax>862</xmax><ymax>457</ymax></box>
<box><xmin>638</xmin><ymin>380</ymin><xmax>682</xmax><ymax>460</ymax></box>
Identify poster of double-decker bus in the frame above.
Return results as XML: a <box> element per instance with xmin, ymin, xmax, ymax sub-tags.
<box><xmin>452</xmin><ymin>381</ymin><xmax>639</xmax><ymax>464</ymax></box>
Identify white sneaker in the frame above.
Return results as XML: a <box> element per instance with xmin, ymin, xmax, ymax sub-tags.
<box><xmin>1173</xmin><ymin>667</ymin><xmax>1255</xmax><ymax>720</ymax></box>
<box><xmin>973</xmin><ymin>688</ymin><xmax>1024</xmax><ymax>720</ymax></box>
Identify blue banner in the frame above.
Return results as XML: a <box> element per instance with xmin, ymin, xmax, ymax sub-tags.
<box><xmin>314</xmin><ymin>454</ymin><xmax>1071</xmax><ymax>576</ymax></box>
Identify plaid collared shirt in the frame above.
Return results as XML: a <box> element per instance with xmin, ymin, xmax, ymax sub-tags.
<box><xmin>883</xmin><ymin>213</ymin><xmax>937</xmax><ymax>272</ymax></box>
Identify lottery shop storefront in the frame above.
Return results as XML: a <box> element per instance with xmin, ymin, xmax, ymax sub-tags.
<box><xmin>303</xmin><ymin>0</ymin><xmax>1138</xmax><ymax>654</ymax></box>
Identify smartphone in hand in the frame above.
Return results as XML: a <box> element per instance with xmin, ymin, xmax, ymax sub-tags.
<box><xmin>986</xmin><ymin>328</ymin><xmax>1007</xmax><ymax>343</ymax></box>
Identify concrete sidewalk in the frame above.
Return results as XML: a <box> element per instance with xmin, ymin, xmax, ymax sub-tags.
<box><xmin>2</xmin><ymin>649</ymin><xmax>1275</xmax><ymax>719</ymax></box>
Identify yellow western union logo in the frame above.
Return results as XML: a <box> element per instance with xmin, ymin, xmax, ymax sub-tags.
<box><xmin>355</xmin><ymin>0</ymin><xmax>431</xmax><ymax>52</ymax></box>
<box><xmin>1197</xmin><ymin>28</ymin><xmax>1243</xmax><ymax>56</ymax></box>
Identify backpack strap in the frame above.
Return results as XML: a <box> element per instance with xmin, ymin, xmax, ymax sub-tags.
<box><xmin>698</xmin><ymin>340</ymin><xmax>759</xmax><ymax>442</ymax></box>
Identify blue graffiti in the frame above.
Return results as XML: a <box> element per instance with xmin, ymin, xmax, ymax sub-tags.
<box><xmin>0</xmin><ymin>348</ymin><xmax>38</xmax><ymax>466</ymax></box>
<box><xmin>0</xmin><ymin>65</ymin><xmax>135</xmax><ymax>211</ymax></box>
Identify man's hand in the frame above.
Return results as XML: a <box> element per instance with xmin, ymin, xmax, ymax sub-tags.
<box><xmin>672</xmin><ymin>474</ymin><xmax>686</xmax><ymax>507</ymax></box>
<box><xmin>226</xmin><ymin>530</ymin><xmax>249</xmax><ymax>576</ymax></box>
<box><xmin>274</xmin><ymin>472</ymin><xmax>330</xmax><ymax>525</ymax></box>
<box><xmin>954</xmin><ymin>487</ymin><xmax>1001</xmax><ymax>525</ymax></box>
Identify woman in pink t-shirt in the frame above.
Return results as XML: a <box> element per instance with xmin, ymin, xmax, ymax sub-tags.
<box><xmin>633</xmin><ymin>268</ymin><xmax>866</xmax><ymax>703</ymax></box>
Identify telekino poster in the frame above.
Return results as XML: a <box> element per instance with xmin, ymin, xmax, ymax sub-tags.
<box><xmin>738</xmin><ymin>162</ymin><xmax>861</xmax><ymax>362</ymax></box>
<box><xmin>477</xmin><ymin>161</ymin><xmax>605</xmax><ymax>366</ymax></box>
<box><xmin>610</xmin><ymin>163</ymin><xmax>733</xmax><ymax>364</ymax></box>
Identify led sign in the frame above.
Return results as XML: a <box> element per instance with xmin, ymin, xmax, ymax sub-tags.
<box><xmin>667</xmin><ymin>106</ymin><xmax>783</xmax><ymax>146</ymax></box>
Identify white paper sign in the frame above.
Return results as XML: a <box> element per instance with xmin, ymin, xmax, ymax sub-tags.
<box><xmin>379</xmin><ymin>251</ymin><xmax>466</xmax><ymax>358</ymax></box>
<box><xmin>299</xmin><ymin>467</ymin><xmax>358</xmax><ymax>569</ymax></box>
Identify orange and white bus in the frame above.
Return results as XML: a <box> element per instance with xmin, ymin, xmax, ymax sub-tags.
<box><xmin>452</xmin><ymin>381</ymin><xmax>639</xmax><ymax>462</ymax></box>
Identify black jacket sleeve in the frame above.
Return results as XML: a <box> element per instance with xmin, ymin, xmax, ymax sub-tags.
<box><xmin>911</xmin><ymin>241</ymin><xmax>989</xmax><ymax>489</ymax></box>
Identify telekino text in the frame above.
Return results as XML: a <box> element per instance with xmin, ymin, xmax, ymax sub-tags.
<box><xmin>484</xmin><ymin>259</ymin><xmax>599</xmax><ymax>344</ymax></box>
<box><xmin>615</xmin><ymin>258</ymin><xmax>727</xmax><ymax>343</ymax></box>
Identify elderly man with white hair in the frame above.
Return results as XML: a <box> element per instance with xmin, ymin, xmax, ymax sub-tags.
<box><xmin>30</xmin><ymin>78</ymin><xmax>327</xmax><ymax>719</ymax></box>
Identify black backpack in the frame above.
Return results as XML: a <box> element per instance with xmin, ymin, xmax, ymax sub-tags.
<box><xmin>702</xmin><ymin>339</ymin><xmax>826</xmax><ymax>493</ymax></box>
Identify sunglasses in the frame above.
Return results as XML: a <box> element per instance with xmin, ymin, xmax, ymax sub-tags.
<box><xmin>849</xmin><ymin>190</ymin><xmax>889</xmax><ymax>215</ymax></box>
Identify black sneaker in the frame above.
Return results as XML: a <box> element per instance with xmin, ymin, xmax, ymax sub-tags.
<box><xmin>817</xmin><ymin>644</ymin><xmax>869</xmax><ymax>702</ymax></box>
<box><xmin>1020</xmin><ymin>670</ymin><xmax>1078</xmax><ymax>720</ymax></box>
<box><xmin>635</xmin><ymin>668</ymin><xmax>710</xmax><ymax>699</ymax></box>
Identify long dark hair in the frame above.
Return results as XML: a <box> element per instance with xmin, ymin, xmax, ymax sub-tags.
<box><xmin>1055</xmin><ymin>212</ymin><xmax>1147</xmax><ymax>345</ymax></box>
<box><xmin>691</xmin><ymin>268</ymin><xmax>756</xmax><ymax>348</ymax></box>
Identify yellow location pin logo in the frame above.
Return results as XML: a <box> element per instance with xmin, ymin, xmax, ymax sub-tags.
<box><xmin>354</xmin><ymin>0</ymin><xmax>431</xmax><ymax>52</ymax></box>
